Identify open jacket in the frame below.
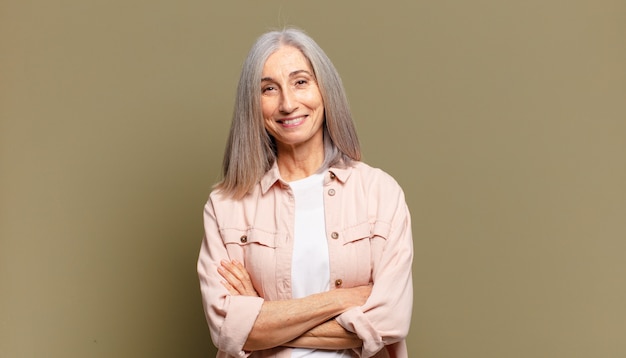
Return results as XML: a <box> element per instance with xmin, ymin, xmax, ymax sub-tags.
<box><xmin>198</xmin><ymin>161</ymin><xmax>414</xmax><ymax>357</ymax></box>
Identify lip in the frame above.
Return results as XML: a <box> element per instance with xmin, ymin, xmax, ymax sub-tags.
<box><xmin>277</xmin><ymin>115</ymin><xmax>307</xmax><ymax>127</ymax></box>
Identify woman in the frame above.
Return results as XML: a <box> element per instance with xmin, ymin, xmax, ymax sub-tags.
<box><xmin>197</xmin><ymin>28</ymin><xmax>413</xmax><ymax>358</ymax></box>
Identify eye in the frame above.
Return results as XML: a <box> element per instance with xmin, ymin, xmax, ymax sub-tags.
<box><xmin>262</xmin><ymin>86</ymin><xmax>277</xmax><ymax>94</ymax></box>
<box><xmin>295</xmin><ymin>79</ymin><xmax>308</xmax><ymax>86</ymax></box>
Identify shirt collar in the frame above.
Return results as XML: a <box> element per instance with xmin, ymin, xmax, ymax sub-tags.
<box><xmin>260</xmin><ymin>161</ymin><xmax>283</xmax><ymax>194</ymax></box>
<box><xmin>327</xmin><ymin>165</ymin><xmax>352</xmax><ymax>184</ymax></box>
<box><xmin>260</xmin><ymin>161</ymin><xmax>355</xmax><ymax>194</ymax></box>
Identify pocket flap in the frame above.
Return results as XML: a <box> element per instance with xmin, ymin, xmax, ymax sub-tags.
<box><xmin>340</xmin><ymin>220</ymin><xmax>391</xmax><ymax>245</ymax></box>
<box><xmin>222</xmin><ymin>228</ymin><xmax>277</xmax><ymax>248</ymax></box>
<box><xmin>340</xmin><ymin>222</ymin><xmax>372</xmax><ymax>244</ymax></box>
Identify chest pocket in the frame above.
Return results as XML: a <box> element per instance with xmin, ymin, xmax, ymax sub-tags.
<box><xmin>221</xmin><ymin>228</ymin><xmax>278</xmax><ymax>296</ymax></box>
<box><xmin>334</xmin><ymin>221</ymin><xmax>390</xmax><ymax>286</ymax></box>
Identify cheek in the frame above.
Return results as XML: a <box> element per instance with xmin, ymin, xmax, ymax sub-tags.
<box><xmin>261</xmin><ymin>98</ymin><xmax>276</xmax><ymax>118</ymax></box>
<box><xmin>302</xmin><ymin>90</ymin><xmax>323</xmax><ymax>110</ymax></box>
<box><xmin>263</xmin><ymin>117</ymin><xmax>275</xmax><ymax>135</ymax></box>
<box><xmin>295</xmin><ymin>94</ymin><xmax>318</xmax><ymax>111</ymax></box>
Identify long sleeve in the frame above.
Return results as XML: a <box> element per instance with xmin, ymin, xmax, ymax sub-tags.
<box><xmin>335</xmin><ymin>173</ymin><xmax>414</xmax><ymax>358</ymax></box>
<box><xmin>197</xmin><ymin>197</ymin><xmax>264</xmax><ymax>357</ymax></box>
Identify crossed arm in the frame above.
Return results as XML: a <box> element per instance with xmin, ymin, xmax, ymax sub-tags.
<box><xmin>218</xmin><ymin>259</ymin><xmax>371</xmax><ymax>351</ymax></box>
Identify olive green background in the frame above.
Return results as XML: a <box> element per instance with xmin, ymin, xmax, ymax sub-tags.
<box><xmin>1</xmin><ymin>1</ymin><xmax>625</xmax><ymax>357</ymax></box>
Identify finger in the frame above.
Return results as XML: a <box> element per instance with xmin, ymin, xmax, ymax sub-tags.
<box><xmin>222</xmin><ymin>260</ymin><xmax>251</xmax><ymax>289</ymax></box>
<box><xmin>220</xmin><ymin>280</ymin><xmax>240</xmax><ymax>295</ymax></box>
<box><xmin>230</xmin><ymin>260</ymin><xmax>258</xmax><ymax>296</ymax></box>
<box><xmin>221</xmin><ymin>260</ymin><xmax>246</xmax><ymax>280</ymax></box>
<box><xmin>231</xmin><ymin>260</ymin><xmax>253</xmax><ymax>285</ymax></box>
<box><xmin>219</xmin><ymin>260</ymin><xmax>259</xmax><ymax>297</ymax></box>
<box><xmin>217</xmin><ymin>264</ymin><xmax>246</xmax><ymax>294</ymax></box>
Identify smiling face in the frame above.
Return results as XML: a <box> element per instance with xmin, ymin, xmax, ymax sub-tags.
<box><xmin>261</xmin><ymin>46</ymin><xmax>325</xmax><ymax>153</ymax></box>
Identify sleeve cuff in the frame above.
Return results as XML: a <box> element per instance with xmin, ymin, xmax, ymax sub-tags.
<box><xmin>219</xmin><ymin>295</ymin><xmax>264</xmax><ymax>356</ymax></box>
<box><xmin>336</xmin><ymin>307</ymin><xmax>384</xmax><ymax>358</ymax></box>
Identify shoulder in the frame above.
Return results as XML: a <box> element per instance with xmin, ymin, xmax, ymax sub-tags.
<box><xmin>349</xmin><ymin>161</ymin><xmax>404</xmax><ymax>191</ymax></box>
<box><xmin>346</xmin><ymin>162</ymin><xmax>410</xmax><ymax>224</ymax></box>
<box><xmin>208</xmin><ymin>185</ymin><xmax>261</xmax><ymax>207</ymax></box>
<box><xmin>205</xmin><ymin>186</ymin><xmax>264</xmax><ymax>227</ymax></box>
<box><xmin>338</xmin><ymin>161</ymin><xmax>407</xmax><ymax>206</ymax></box>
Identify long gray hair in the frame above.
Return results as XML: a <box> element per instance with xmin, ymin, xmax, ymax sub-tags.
<box><xmin>215</xmin><ymin>28</ymin><xmax>361</xmax><ymax>199</ymax></box>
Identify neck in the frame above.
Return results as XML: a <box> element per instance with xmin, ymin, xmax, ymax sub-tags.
<box><xmin>276</xmin><ymin>144</ymin><xmax>324</xmax><ymax>182</ymax></box>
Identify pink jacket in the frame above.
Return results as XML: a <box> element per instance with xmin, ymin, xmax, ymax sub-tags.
<box><xmin>198</xmin><ymin>161</ymin><xmax>413</xmax><ymax>358</ymax></box>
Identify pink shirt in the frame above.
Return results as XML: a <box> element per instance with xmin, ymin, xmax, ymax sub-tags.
<box><xmin>197</xmin><ymin>161</ymin><xmax>414</xmax><ymax>358</ymax></box>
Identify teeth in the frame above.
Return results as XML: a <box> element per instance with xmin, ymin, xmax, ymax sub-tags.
<box><xmin>283</xmin><ymin>117</ymin><xmax>303</xmax><ymax>125</ymax></box>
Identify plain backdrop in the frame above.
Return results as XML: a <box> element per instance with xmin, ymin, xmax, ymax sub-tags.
<box><xmin>1</xmin><ymin>1</ymin><xmax>625</xmax><ymax>357</ymax></box>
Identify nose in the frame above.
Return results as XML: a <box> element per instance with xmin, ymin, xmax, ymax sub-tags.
<box><xmin>279</xmin><ymin>87</ymin><xmax>298</xmax><ymax>114</ymax></box>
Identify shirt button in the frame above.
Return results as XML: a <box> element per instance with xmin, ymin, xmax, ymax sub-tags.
<box><xmin>329</xmin><ymin>172</ymin><xmax>336</xmax><ymax>180</ymax></box>
<box><xmin>331</xmin><ymin>232</ymin><xmax>339</xmax><ymax>240</ymax></box>
<box><xmin>335</xmin><ymin>279</ymin><xmax>343</xmax><ymax>287</ymax></box>
<box><xmin>240</xmin><ymin>235</ymin><xmax>247</xmax><ymax>243</ymax></box>
<box><xmin>328</xmin><ymin>189</ymin><xmax>336</xmax><ymax>196</ymax></box>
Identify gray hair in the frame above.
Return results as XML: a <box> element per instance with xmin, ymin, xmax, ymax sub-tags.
<box><xmin>216</xmin><ymin>28</ymin><xmax>361</xmax><ymax>199</ymax></box>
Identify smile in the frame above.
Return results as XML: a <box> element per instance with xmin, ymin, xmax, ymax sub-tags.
<box><xmin>278</xmin><ymin>116</ymin><xmax>306</xmax><ymax>126</ymax></box>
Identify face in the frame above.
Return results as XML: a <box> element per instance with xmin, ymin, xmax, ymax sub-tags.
<box><xmin>261</xmin><ymin>46</ymin><xmax>325</xmax><ymax>151</ymax></box>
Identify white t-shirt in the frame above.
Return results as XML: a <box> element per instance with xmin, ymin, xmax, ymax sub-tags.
<box><xmin>289</xmin><ymin>173</ymin><xmax>350</xmax><ymax>358</ymax></box>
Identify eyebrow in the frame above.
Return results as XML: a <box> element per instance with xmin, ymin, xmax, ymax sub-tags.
<box><xmin>261</xmin><ymin>70</ymin><xmax>315</xmax><ymax>83</ymax></box>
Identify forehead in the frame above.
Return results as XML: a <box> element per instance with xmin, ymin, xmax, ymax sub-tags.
<box><xmin>262</xmin><ymin>46</ymin><xmax>313</xmax><ymax>76</ymax></box>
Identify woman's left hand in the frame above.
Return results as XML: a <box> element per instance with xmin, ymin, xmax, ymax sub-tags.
<box><xmin>218</xmin><ymin>259</ymin><xmax>259</xmax><ymax>297</ymax></box>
